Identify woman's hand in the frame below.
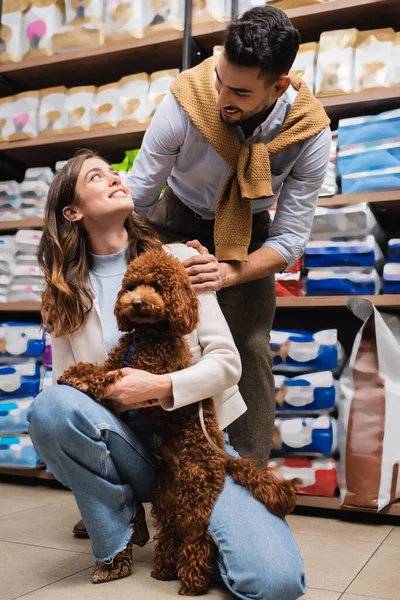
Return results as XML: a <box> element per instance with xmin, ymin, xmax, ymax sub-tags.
<box><xmin>103</xmin><ymin>367</ymin><xmax>172</xmax><ymax>414</ymax></box>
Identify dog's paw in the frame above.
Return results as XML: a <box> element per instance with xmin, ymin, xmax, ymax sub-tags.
<box><xmin>151</xmin><ymin>568</ymin><xmax>178</xmax><ymax>582</ymax></box>
<box><xmin>178</xmin><ymin>582</ymin><xmax>207</xmax><ymax>596</ymax></box>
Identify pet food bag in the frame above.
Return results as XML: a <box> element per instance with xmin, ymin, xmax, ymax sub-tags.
<box><xmin>354</xmin><ymin>29</ymin><xmax>394</xmax><ymax>93</ymax></box>
<box><xmin>148</xmin><ymin>69</ymin><xmax>180</xmax><ymax>114</ymax></box>
<box><xmin>0</xmin><ymin>97</ymin><xmax>14</xmax><ymax>141</ymax></box>
<box><xmin>338</xmin><ymin>298</ymin><xmax>400</xmax><ymax>511</ymax></box>
<box><xmin>275</xmin><ymin>371</ymin><xmax>336</xmax><ymax>414</ymax></box>
<box><xmin>290</xmin><ymin>42</ymin><xmax>317</xmax><ymax>93</ymax></box>
<box><xmin>0</xmin><ymin>0</ymin><xmax>30</xmax><ymax>63</ymax></box>
<box><xmin>0</xmin><ymin>360</ymin><xmax>41</xmax><ymax>397</ymax></box>
<box><xmin>310</xmin><ymin>203</ymin><xmax>383</xmax><ymax>242</ymax></box>
<box><xmin>275</xmin><ymin>271</ymin><xmax>303</xmax><ymax>297</ymax></box>
<box><xmin>341</xmin><ymin>166</ymin><xmax>400</xmax><ymax>194</ymax></box>
<box><xmin>306</xmin><ymin>268</ymin><xmax>381</xmax><ymax>296</ymax></box>
<box><xmin>92</xmin><ymin>82</ymin><xmax>123</xmax><ymax>129</ymax></box>
<box><xmin>0</xmin><ymin>323</ymin><xmax>45</xmax><ymax>361</ymax></box>
<box><xmin>64</xmin><ymin>0</ymin><xmax>104</xmax><ymax>24</ymax></box>
<box><xmin>38</xmin><ymin>86</ymin><xmax>68</xmax><ymax>135</ymax></box>
<box><xmin>64</xmin><ymin>86</ymin><xmax>97</xmax><ymax>132</ymax></box>
<box><xmin>15</xmin><ymin>229</ymin><xmax>43</xmax><ymax>255</ymax></box>
<box><xmin>338</xmin><ymin>109</ymin><xmax>400</xmax><ymax>148</ymax></box>
<box><xmin>388</xmin><ymin>239</ymin><xmax>400</xmax><ymax>263</ymax></box>
<box><xmin>304</xmin><ymin>236</ymin><xmax>384</xmax><ymax>270</ymax></box>
<box><xmin>105</xmin><ymin>0</ymin><xmax>149</xmax><ymax>41</ymax></box>
<box><xmin>144</xmin><ymin>0</ymin><xmax>184</xmax><ymax>36</ymax></box>
<box><xmin>22</xmin><ymin>0</ymin><xmax>64</xmax><ymax>60</ymax></box>
<box><xmin>0</xmin><ymin>433</ymin><xmax>43</xmax><ymax>468</ymax></box>
<box><xmin>0</xmin><ymin>397</ymin><xmax>34</xmax><ymax>433</ymax></box>
<box><xmin>269</xmin><ymin>456</ymin><xmax>338</xmax><ymax>497</ymax></box>
<box><xmin>383</xmin><ymin>264</ymin><xmax>400</xmax><ymax>294</ymax></box>
<box><xmin>270</xmin><ymin>329</ymin><xmax>344</xmax><ymax>373</ymax></box>
<box><xmin>338</xmin><ymin>140</ymin><xmax>400</xmax><ymax>178</ymax></box>
<box><xmin>315</xmin><ymin>29</ymin><xmax>358</xmax><ymax>97</ymax></box>
<box><xmin>2</xmin><ymin>91</ymin><xmax>39</xmax><ymax>141</ymax></box>
<box><xmin>24</xmin><ymin>167</ymin><xmax>54</xmax><ymax>185</ymax></box>
<box><xmin>272</xmin><ymin>415</ymin><xmax>337</xmax><ymax>457</ymax></box>
<box><xmin>391</xmin><ymin>32</ymin><xmax>400</xmax><ymax>87</ymax></box>
<box><xmin>192</xmin><ymin>0</ymin><xmax>226</xmax><ymax>25</ymax></box>
<box><xmin>266</xmin><ymin>0</ymin><xmax>329</xmax><ymax>8</ymax></box>
<box><xmin>0</xmin><ymin>235</ymin><xmax>17</xmax><ymax>255</ymax></box>
<box><xmin>118</xmin><ymin>73</ymin><xmax>152</xmax><ymax>125</ymax></box>
<box><xmin>52</xmin><ymin>22</ymin><xmax>104</xmax><ymax>53</ymax></box>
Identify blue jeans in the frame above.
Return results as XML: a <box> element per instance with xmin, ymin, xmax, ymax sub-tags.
<box><xmin>28</xmin><ymin>385</ymin><xmax>307</xmax><ymax>600</ymax></box>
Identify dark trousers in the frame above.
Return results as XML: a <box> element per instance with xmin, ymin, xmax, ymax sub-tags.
<box><xmin>145</xmin><ymin>188</ymin><xmax>276</xmax><ymax>467</ymax></box>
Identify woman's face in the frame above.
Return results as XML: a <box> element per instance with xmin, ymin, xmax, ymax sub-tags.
<box><xmin>64</xmin><ymin>157</ymin><xmax>134</xmax><ymax>227</ymax></box>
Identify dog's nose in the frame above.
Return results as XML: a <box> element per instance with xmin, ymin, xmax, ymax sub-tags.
<box><xmin>133</xmin><ymin>300</ymin><xmax>143</xmax><ymax>309</ymax></box>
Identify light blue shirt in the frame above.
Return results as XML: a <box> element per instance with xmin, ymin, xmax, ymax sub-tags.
<box><xmin>128</xmin><ymin>87</ymin><xmax>331</xmax><ymax>267</ymax></box>
<box><xmin>89</xmin><ymin>246</ymin><xmax>128</xmax><ymax>354</ymax></box>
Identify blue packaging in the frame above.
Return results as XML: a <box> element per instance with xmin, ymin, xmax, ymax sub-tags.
<box><xmin>272</xmin><ymin>416</ymin><xmax>337</xmax><ymax>457</ymax></box>
<box><xmin>341</xmin><ymin>166</ymin><xmax>400</xmax><ymax>194</ymax></box>
<box><xmin>338</xmin><ymin>109</ymin><xmax>400</xmax><ymax>148</ymax></box>
<box><xmin>0</xmin><ymin>322</ymin><xmax>45</xmax><ymax>362</ymax></box>
<box><xmin>337</xmin><ymin>141</ymin><xmax>400</xmax><ymax>177</ymax></box>
<box><xmin>383</xmin><ymin>263</ymin><xmax>400</xmax><ymax>294</ymax></box>
<box><xmin>306</xmin><ymin>268</ymin><xmax>380</xmax><ymax>296</ymax></box>
<box><xmin>305</xmin><ymin>236</ymin><xmax>382</xmax><ymax>269</ymax></box>
<box><xmin>0</xmin><ymin>433</ymin><xmax>43</xmax><ymax>468</ymax></box>
<box><xmin>0</xmin><ymin>360</ymin><xmax>41</xmax><ymax>398</ymax></box>
<box><xmin>270</xmin><ymin>329</ymin><xmax>343</xmax><ymax>373</ymax></box>
<box><xmin>0</xmin><ymin>397</ymin><xmax>33</xmax><ymax>432</ymax></box>
<box><xmin>388</xmin><ymin>239</ymin><xmax>400</xmax><ymax>263</ymax></box>
<box><xmin>275</xmin><ymin>372</ymin><xmax>336</xmax><ymax>414</ymax></box>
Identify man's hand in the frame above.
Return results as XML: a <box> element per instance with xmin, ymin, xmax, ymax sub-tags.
<box><xmin>103</xmin><ymin>367</ymin><xmax>172</xmax><ymax>414</ymax></box>
<box><xmin>184</xmin><ymin>240</ymin><xmax>237</xmax><ymax>291</ymax></box>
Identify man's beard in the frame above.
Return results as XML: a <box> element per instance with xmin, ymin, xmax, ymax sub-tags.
<box><xmin>219</xmin><ymin>104</ymin><xmax>270</xmax><ymax>128</ymax></box>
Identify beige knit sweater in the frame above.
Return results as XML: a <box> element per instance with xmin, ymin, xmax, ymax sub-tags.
<box><xmin>171</xmin><ymin>56</ymin><xmax>330</xmax><ymax>262</ymax></box>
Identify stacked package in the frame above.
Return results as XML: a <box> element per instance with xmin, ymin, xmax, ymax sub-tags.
<box><xmin>304</xmin><ymin>204</ymin><xmax>385</xmax><ymax>296</ymax></box>
<box><xmin>268</xmin><ymin>328</ymin><xmax>344</xmax><ymax>497</ymax></box>
<box><xmin>0</xmin><ymin>322</ymin><xmax>46</xmax><ymax>468</ymax></box>
<box><xmin>275</xmin><ymin>259</ymin><xmax>303</xmax><ymax>297</ymax></box>
<box><xmin>383</xmin><ymin>239</ymin><xmax>400</xmax><ymax>294</ymax></box>
<box><xmin>319</xmin><ymin>131</ymin><xmax>338</xmax><ymax>198</ymax></box>
<box><xmin>0</xmin><ymin>167</ymin><xmax>52</xmax><ymax>220</ymax></box>
<box><xmin>0</xmin><ymin>229</ymin><xmax>44</xmax><ymax>303</ymax></box>
<box><xmin>0</xmin><ymin>69</ymin><xmax>179</xmax><ymax>142</ymax></box>
<box><xmin>337</xmin><ymin>109</ymin><xmax>400</xmax><ymax>195</ymax></box>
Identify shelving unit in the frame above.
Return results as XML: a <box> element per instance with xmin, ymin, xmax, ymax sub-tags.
<box><xmin>1</xmin><ymin>0</ymin><xmax>400</xmax><ymax>514</ymax></box>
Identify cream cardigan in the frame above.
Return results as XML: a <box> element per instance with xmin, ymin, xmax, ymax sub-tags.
<box><xmin>51</xmin><ymin>243</ymin><xmax>247</xmax><ymax>430</ymax></box>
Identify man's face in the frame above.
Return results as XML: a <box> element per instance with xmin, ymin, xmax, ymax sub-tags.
<box><xmin>214</xmin><ymin>54</ymin><xmax>290</xmax><ymax>127</ymax></box>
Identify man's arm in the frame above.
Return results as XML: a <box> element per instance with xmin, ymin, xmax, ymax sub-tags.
<box><xmin>185</xmin><ymin>127</ymin><xmax>332</xmax><ymax>290</ymax></box>
<box><xmin>127</xmin><ymin>91</ymin><xmax>188</xmax><ymax>217</ymax></box>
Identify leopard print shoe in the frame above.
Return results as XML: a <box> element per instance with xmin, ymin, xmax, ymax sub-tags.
<box><xmin>91</xmin><ymin>503</ymin><xmax>150</xmax><ymax>584</ymax></box>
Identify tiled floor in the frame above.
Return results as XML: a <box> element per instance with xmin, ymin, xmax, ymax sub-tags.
<box><xmin>1</xmin><ymin>481</ymin><xmax>399</xmax><ymax>600</ymax></box>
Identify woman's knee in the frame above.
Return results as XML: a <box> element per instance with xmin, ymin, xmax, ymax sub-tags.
<box><xmin>28</xmin><ymin>385</ymin><xmax>86</xmax><ymax>441</ymax></box>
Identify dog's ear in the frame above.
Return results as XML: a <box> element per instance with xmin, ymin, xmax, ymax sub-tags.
<box><xmin>167</xmin><ymin>275</ymin><xmax>200</xmax><ymax>336</ymax></box>
<box><xmin>114</xmin><ymin>287</ymin><xmax>133</xmax><ymax>332</ymax></box>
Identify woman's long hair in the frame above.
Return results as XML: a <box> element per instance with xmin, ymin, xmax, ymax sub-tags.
<box><xmin>38</xmin><ymin>149</ymin><xmax>162</xmax><ymax>337</ymax></box>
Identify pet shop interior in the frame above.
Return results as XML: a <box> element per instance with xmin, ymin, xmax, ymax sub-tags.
<box><xmin>1</xmin><ymin>0</ymin><xmax>400</xmax><ymax>599</ymax></box>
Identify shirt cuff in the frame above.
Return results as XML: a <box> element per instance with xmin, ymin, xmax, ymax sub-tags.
<box><xmin>262</xmin><ymin>239</ymin><xmax>301</xmax><ymax>270</ymax></box>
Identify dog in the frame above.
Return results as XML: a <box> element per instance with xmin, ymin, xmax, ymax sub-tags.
<box><xmin>59</xmin><ymin>249</ymin><xmax>299</xmax><ymax>596</ymax></box>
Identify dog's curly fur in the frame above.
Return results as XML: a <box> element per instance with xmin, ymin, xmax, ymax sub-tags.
<box><xmin>59</xmin><ymin>250</ymin><xmax>300</xmax><ymax>596</ymax></box>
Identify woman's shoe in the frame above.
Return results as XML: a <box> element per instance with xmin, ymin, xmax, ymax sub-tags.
<box><xmin>72</xmin><ymin>519</ymin><xmax>89</xmax><ymax>538</ymax></box>
<box><xmin>92</xmin><ymin>536</ymin><xmax>134</xmax><ymax>584</ymax></box>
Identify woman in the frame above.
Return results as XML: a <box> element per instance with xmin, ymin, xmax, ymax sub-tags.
<box><xmin>28</xmin><ymin>150</ymin><xmax>306</xmax><ymax>599</ymax></box>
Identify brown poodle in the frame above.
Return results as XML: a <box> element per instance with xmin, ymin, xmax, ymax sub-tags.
<box><xmin>59</xmin><ymin>250</ymin><xmax>300</xmax><ymax>596</ymax></box>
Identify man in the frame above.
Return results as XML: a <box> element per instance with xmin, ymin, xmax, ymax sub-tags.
<box><xmin>127</xmin><ymin>5</ymin><xmax>331</xmax><ymax>467</ymax></box>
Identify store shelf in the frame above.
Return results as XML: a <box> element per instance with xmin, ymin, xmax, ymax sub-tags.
<box><xmin>0</xmin><ymin>122</ymin><xmax>149</xmax><ymax>170</ymax></box>
<box><xmin>0</xmin><ymin>302</ymin><xmax>41</xmax><ymax>312</ymax></box>
<box><xmin>296</xmin><ymin>494</ymin><xmax>400</xmax><ymax>517</ymax></box>
<box><xmin>0</xmin><ymin>466</ymin><xmax>55</xmax><ymax>480</ymax></box>
<box><xmin>0</xmin><ymin>218</ymin><xmax>44</xmax><ymax>233</ymax></box>
<box><xmin>318</xmin><ymin>189</ymin><xmax>400</xmax><ymax>208</ymax></box>
<box><xmin>276</xmin><ymin>295</ymin><xmax>400</xmax><ymax>309</ymax></box>
<box><xmin>320</xmin><ymin>87</ymin><xmax>400</xmax><ymax>122</ymax></box>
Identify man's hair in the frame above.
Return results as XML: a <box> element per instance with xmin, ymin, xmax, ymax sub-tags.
<box><xmin>224</xmin><ymin>6</ymin><xmax>301</xmax><ymax>81</ymax></box>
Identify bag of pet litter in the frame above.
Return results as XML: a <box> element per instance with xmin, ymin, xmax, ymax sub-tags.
<box><xmin>0</xmin><ymin>253</ymin><xmax>14</xmax><ymax>276</ymax></box>
<box><xmin>0</xmin><ymin>275</ymin><xmax>11</xmax><ymax>303</ymax></box>
<box><xmin>305</xmin><ymin>268</ymin><xmax>381</xmax><ymax>296</ymax></box>
<box><xmin>0</xmin><ymin>360</ymin><xmax>41</xmax><ymax>397</ymax></box>
<box><xmin>387</xmin><ymin>239</ymin><xmax>400</xmax><ymax>263</ymax></box>
<box><xmin>305</xmin><ymin>236</ymin><xmax>384</xmax><ymax>270</ymax></box>
<box><xmin>24</xmin><ymin>167</ymin><xmax>54</xmax><ymax>186</ymax></box>
<box><xmin>7</xmin><ymin>285</ymin><xmax>43</xmax><ymax>303</ymax></box>
<box><xmin>270</xmin><ymin>329</ymin><xmax>344</xmax><ymax>373</ymax></box>
<box><xmin>268</xmin><ymin>457</ymin><xmax>338</xmax><ymax>497</ymax></box>
<box><xmin>0</xmin><ymin>323</ymin><xmax>45</xmax><ymax>361</ymax></box>
<box><xmin>15</xmin><ymin>229</ymin><xmax>43</xmax><ymax>255</ymax></box>
<box><xmin>0</xmin><ymin>397</ymin><xmax>34</xmax><ymax>433</ymax></box>
<box><xmin>338</xmin><ymin>109</ymin><xmax>400</xmax><ymax>148</ymax></box>
<box><xmin>383</xmin><ymin>264</ymin><xmax>400</xmax><ymax>294</ymax></box>
<box><xmin>275</xmin><ymin>371</ymin><xmax>336</xmax><ymax>414</ymax></box>
<box><xmin>0</xmin><ymin>235</ymin><xmax>17</xmax><ymax>256</ymax></box>
<box><xmin>0</xmin><ymin>433</ymin><xmax>43</xmax><ymax>468</ymax></box>
<box><xmin>310</xmin><ymin>203</ymin><xmax>384</xmax><ymax>242</ymax></box>
<box><xmin>0</xmin><ymin>180</ymin><xmax>19</xmax><ymax>200</ymax></box>
<box><xmin>341</xmin><ymin>166</ymin><xmax>400</xmax><ymax>194</ymax></box>
<box><xmin>337</xmin><ymin>140</ymin><xmax>400</xmax><ymax>177</ymax></box>
<box><xmin>0</xmin><ymin>198</ymin><xmax>20</xmax><ymax>221</ymax></box>
<box><xmin>338</xmin><ymin>298</ymin><xmax>400</xmax><ymax>511</ymax></box>
<box><xmin>272</xmin><ymin>416</ymin><xmax>337</xmax><ymax>457</ymax></box>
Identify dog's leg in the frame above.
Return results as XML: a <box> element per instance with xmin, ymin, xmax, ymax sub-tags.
<box><xmin>226</xmin><ymin>458</ymin><xmax>301</xmax><ymax>518</ymax></box>
<box><xmin>58</xmin><ymin>362</ymin><xmax>122</xmax><ymax>401</ymax></box>
<box><xmin>175</xmin><ymin>445</ymin><xmax>226</xmax><ymax>596</ymax></box>
<box><xmin>151</xmin><ymin>463</ymin><xmax>180</xmax><ymax>582</ymax></box>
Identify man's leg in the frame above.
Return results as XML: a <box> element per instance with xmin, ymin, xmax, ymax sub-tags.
<box><xmin>218</xmin><ymin>276</ymin><xmax>276</xmax><ymax>467</ymax></box>
<box><xmin>28</xmin><ymin>385</ymin><xmax>158</xmax><ymax>561</ymax></box>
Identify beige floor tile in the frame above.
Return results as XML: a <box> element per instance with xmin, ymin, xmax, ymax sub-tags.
<box><xmin>383</xmin><ymin>527</ymin><xmax>400</xmax><ymax>546</ymax></box>
<box><xmin>300</xmin><ymin>590</ymin><xmax>340</xmax><ymax>599</ymax></box>
<box><xmin>347</xmin><ymin>544</ymin><xmax>400</xmax><ymax>599</ymax></box>
<box><xmin>342</xmin><ymin>595</ymin><xmax>388</xmax><ymax>600</ymax></box>
<box><xmin>287</xmin><ymin>514</ymin><xmax>393</xmax><ymax>544</ymax></box>
<box><xmin>15</xmin><ymin>561</ymin><xmax>234</xmax><ymax>599</ymax></box>
<box><xmin>0</xmin><ymin>539</ymin><xmax>94</xmax><ymax>600</ymax></box>
<box><xmin>0</xmin><ymin>481</ymin><xmax>72</xmax><ymax>508</ymax></box>
<box><xmin>295</xmin><ymin>533</ymin><xmax>378</xmax><ymax>593</ymax></box>
<box><xmin>0</xmin><ymin>501</ymin><xmax>93</xmax><ymax>554</ymax></box>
